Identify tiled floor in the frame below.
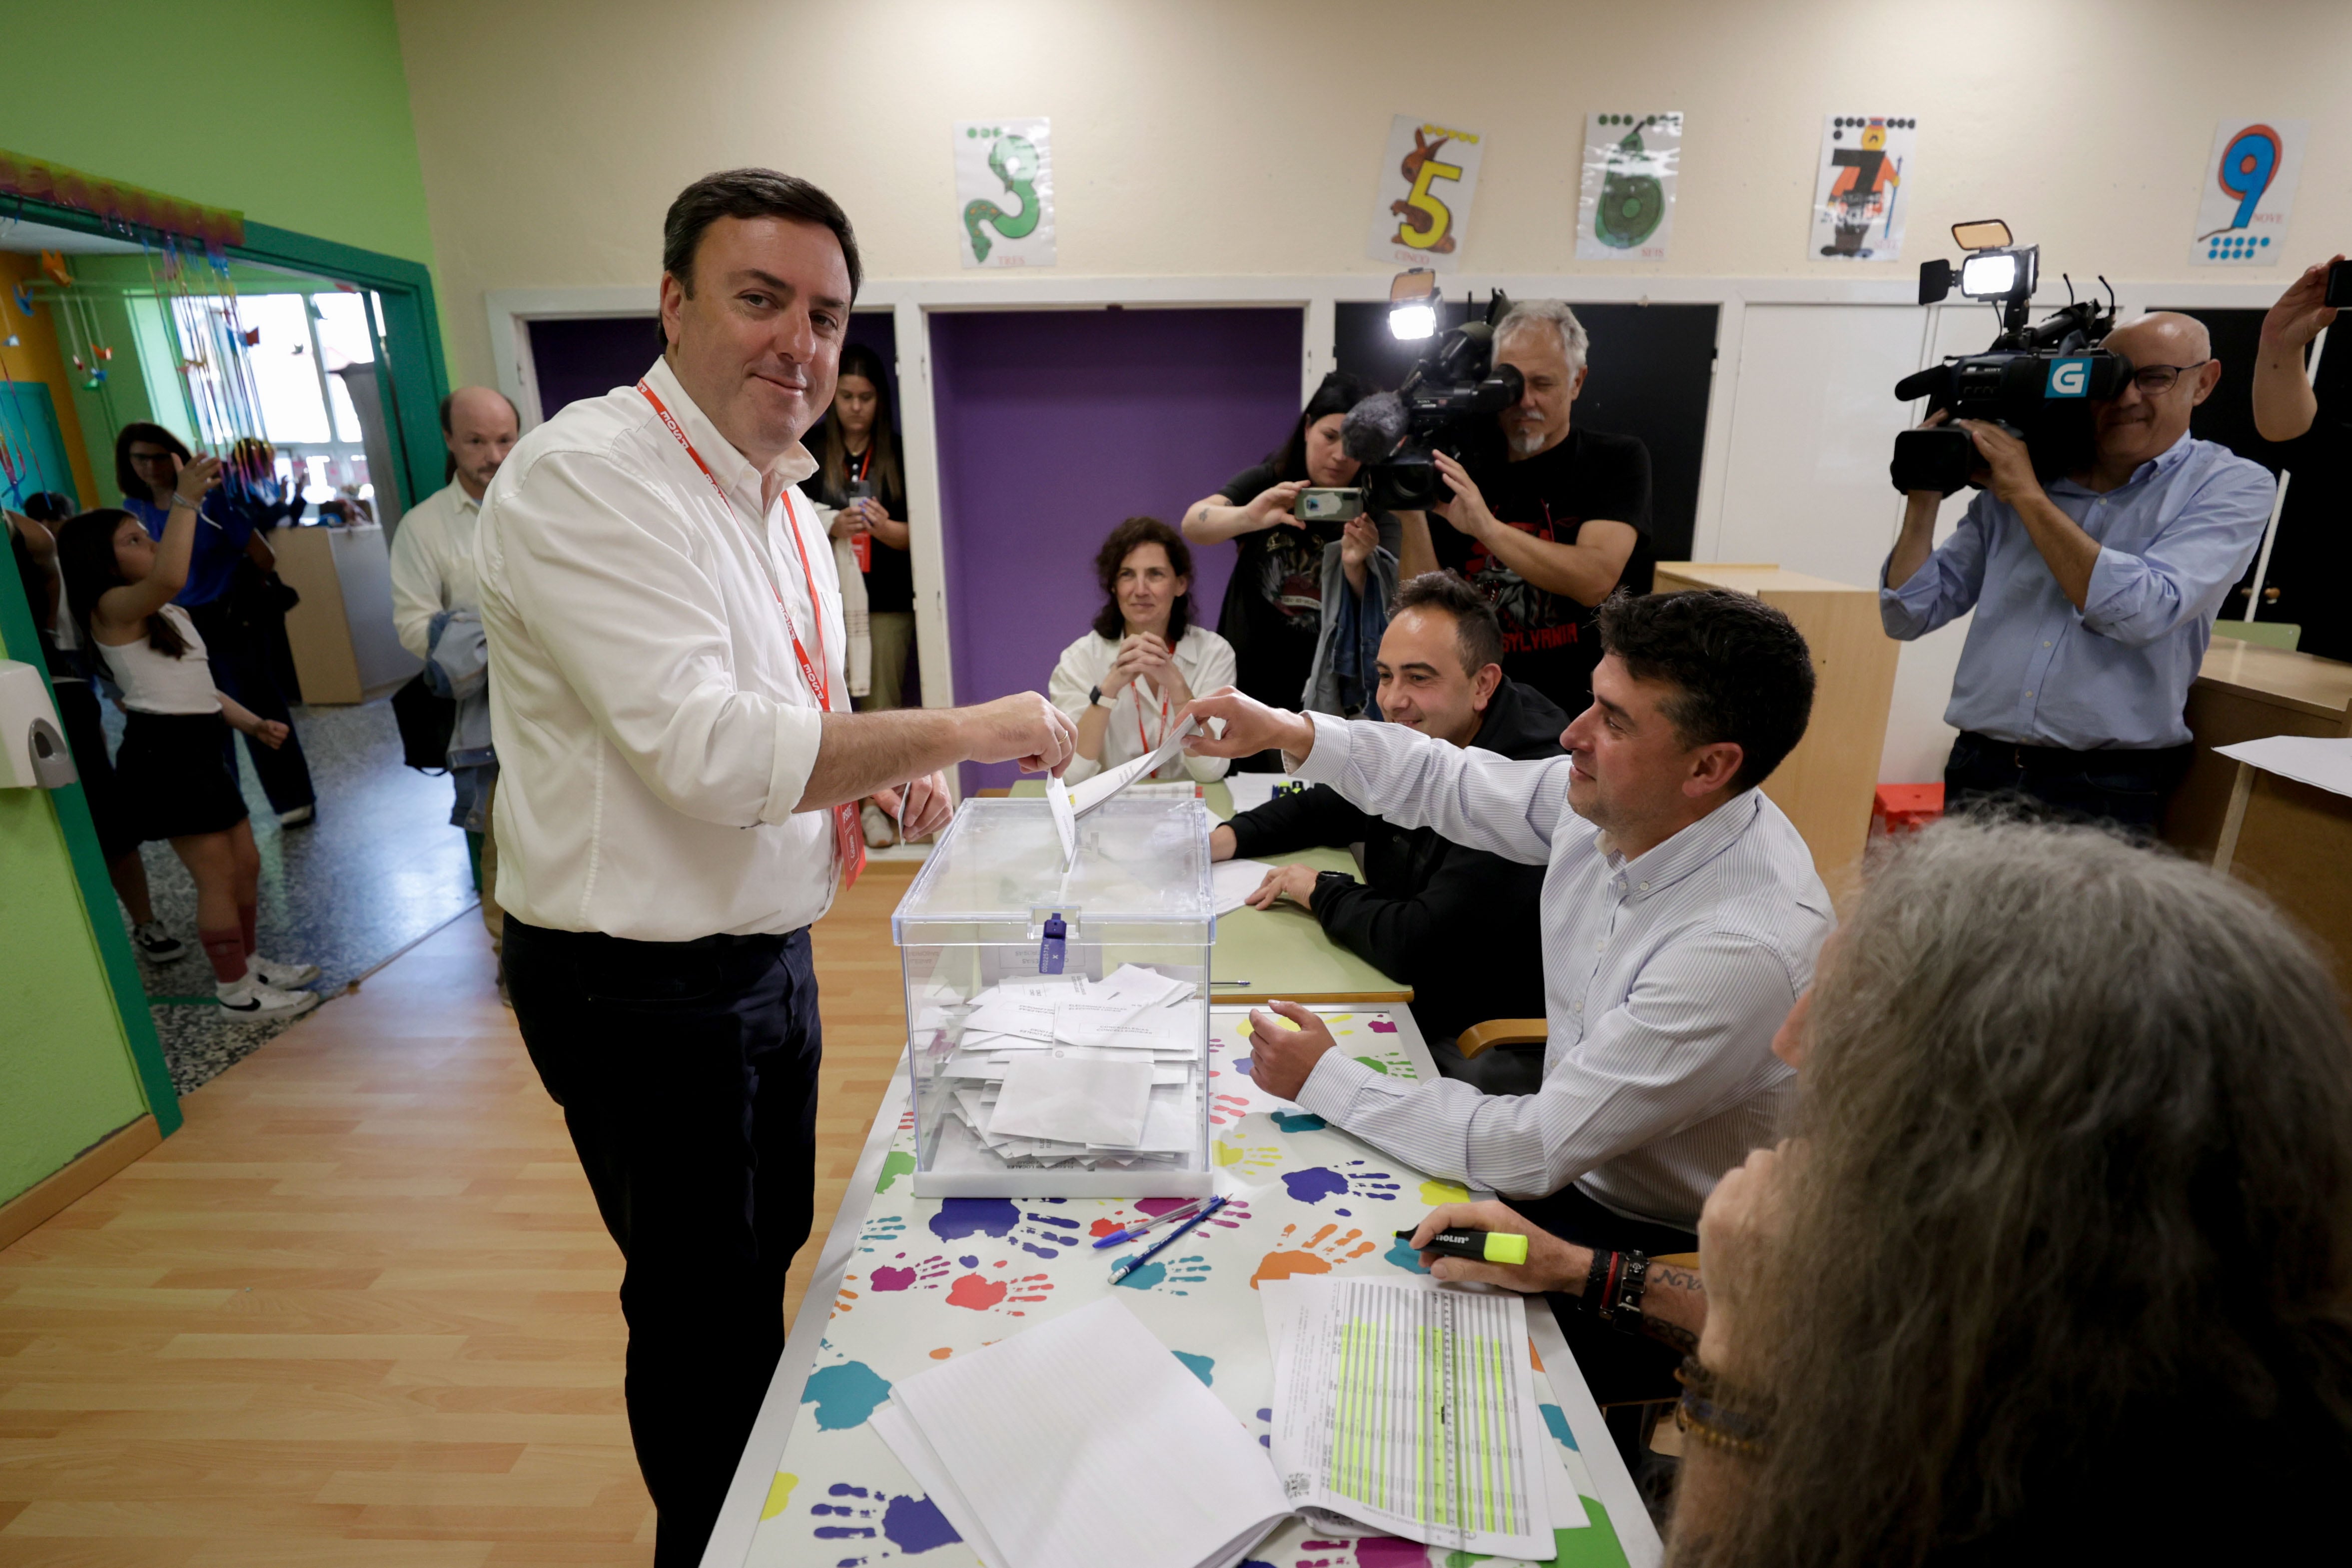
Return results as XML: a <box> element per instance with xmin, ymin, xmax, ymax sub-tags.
<box><xmin>103</xmin><ymin>696</ymin><xmax>482</xmax><ymax>1095</ymax></box>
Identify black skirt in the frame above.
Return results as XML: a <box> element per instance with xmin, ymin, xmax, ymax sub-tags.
<box><xmin>115</xmin><ymin>710</ymin><xmax>249</xmax><ymax>841</ymax></box>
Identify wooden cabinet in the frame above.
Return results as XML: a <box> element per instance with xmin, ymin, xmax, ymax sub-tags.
<box><xmin>1652</xmin><ymin>563</ymin><xmax>1899</xmax><ymax>893</ymax></box>
<box><xmin>272</xmin><ymin>524</ymin><xmax>420</xmax><ymax>705</ymax></box>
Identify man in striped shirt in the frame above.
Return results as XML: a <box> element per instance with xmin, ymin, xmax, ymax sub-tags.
<box><xmin>1185</xmin><ymin>589</ymin><xmax>1831</xmax><ymax>1401</ymax></box>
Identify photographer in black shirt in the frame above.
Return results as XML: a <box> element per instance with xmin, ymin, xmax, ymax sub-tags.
<box><xmin>1184</xmin><ymin>373</ymin><xmax>1407</xmax><ymax>746</ymax></box>
<box><xmin>1399</xmin><ymin>300</ymin><xmax>1654</xmax><ymax>715</ymax></box>
<box><xmin>1211</xmin><ymin>572</ymin><xmax>1562</xmax><ymax>1089</ymax></box>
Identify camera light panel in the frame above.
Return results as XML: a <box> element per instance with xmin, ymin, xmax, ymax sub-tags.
<box><xmin>1958</xmin><ymin>252</ymin><xmax>2018</xmax><ymax>299</ymax></box>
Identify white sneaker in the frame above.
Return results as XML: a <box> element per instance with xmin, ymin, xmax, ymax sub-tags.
<box><xmin>248</xmin><ymin>954</ymin><xmax>321</xmax><ymax>988</ymax></box>
<box><xmin>216</xmin><ymin>978</ymin><xmax>321</xmax><ymax>1021</ymax></box>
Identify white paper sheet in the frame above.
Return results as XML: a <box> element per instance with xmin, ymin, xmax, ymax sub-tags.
<box><xmin>1223</xmin><ymin>773</ymin><xmax>1310</xmax><ymax>814</ymax></box>
<box><xmin>1211</xmin><ymin>858</ymin><xmax>1275</xmax><ymax>915</ymax></box>
<box><xmin>2215</xmin><ymin>734</ymin><xmax>2352</xmax><ymax>800</ymax></box>
<box><xmin>988</xmin><ymin>1055</ymin><xmax>1154</xmax><ymax>1146</ymax></box>
<box><xmin>886</xmin><ymin>1297</ymin><xmax>1293</xmax><ymax>1568</ymax></box>
<box><xmin>1072</xmin><ymin>714</ymin><xmax>1201</xmax><ymax>815</ymax></box>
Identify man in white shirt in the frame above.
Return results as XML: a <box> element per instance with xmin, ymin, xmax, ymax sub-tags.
<box><xmin>389</xmin><ymin>385</ymin><xmax>519</xmax><ymax>975</ymax></box>
<box><xmin>1184</xmin><ymin>588</ymin><xmax>1831</xmax><ymax>1403</ymax></box>
<box><xmin>475</xmin><ymin>168</ymin><xmax>1075</xmax><ymax>1567</ymax></box>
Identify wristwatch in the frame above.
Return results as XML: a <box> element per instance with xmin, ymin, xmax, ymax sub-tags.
<box><xmin>1088</xmin><ymin>685</ymin><xmax>1108</xmax><ymax>709</ymax></box>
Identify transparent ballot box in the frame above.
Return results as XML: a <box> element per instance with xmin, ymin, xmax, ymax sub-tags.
<box><xmin>892</xmin><ymin>794</ymin><xmax>1216</xmax><ymax>1198</ymax></box>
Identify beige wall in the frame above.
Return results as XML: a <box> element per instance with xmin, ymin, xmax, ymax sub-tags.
<box><xmin>398</xmin><ymin>0</ymin><xmax>2352</xmax><ymax>389</ymax></box>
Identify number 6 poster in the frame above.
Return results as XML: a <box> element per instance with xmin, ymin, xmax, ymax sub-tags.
<box><xmin>2191</xmin><ymin>118</ymin><xmax>2306</xmax><ymax>267</ymax></box>
<box><xmin>1366</xmin><ymin>115</ymin><xmax>1485</xmax><ymax>272</ymax></box>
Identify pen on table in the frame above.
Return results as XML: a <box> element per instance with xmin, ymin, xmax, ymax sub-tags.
<box><xmin>1091</xmin><ymin>1198</ymin><xmax>1209</xmax><ymax>1249</ymax></box>
<box><xmin>1211</xmin><ymin>979</ymin><xmax>1251</xmax><ymax>987</ymax></box>
<box><xmin>1109</xmin><ymin>1195</ymin><xmax>1227</xmax><ymax>1283</ymax></box>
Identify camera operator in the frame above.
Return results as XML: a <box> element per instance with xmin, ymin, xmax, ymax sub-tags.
<box><xmin>1211</xmin><ymin>572</ymin><xmax>1564</xmax><ymax>1089</ymax></box>
<box><xmin>2251</xmin><ymin>254</ymin><xmax>2343</xmax><ymax>444</ymax></box>
<box><xmin>1397</xmin><ymin>300</ymin><xmax>1655</xmax><ymax>716</ymax></box>
<box><xmin>1883</xmin><ymin>312</ymin><xmax>2275</xmax><ymax>830</ymax></box>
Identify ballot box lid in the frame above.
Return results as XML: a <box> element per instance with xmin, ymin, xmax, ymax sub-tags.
<box><xmin>892</xmin><ymin>795</ymin><xmax>1215</xmax><ymax>947</ymax></box>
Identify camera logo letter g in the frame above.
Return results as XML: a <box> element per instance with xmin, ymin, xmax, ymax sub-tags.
<box><xmin>2046</xmin><ymin>358</ymin><xmax>2092</xmax><ymax>399</ymax></box>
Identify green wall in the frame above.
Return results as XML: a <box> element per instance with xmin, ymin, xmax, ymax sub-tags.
<box><xmin>0</xmin><ymin>548</ymin><xmax>156</xmax><ymax>1206</ymax></box>
<box><xmin>5</xmin><ymin>1</ymin><xmax>437</xmax><ymax>274</ymax></box>
<box><xmin>0</xmin><ymin>0</ymin><xmax>442</xmax><ymax>1206</ymax></box>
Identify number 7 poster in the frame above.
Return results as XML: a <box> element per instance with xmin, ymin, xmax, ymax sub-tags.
<box><xmin>1366</xmin><ymin>115</ymin><xmax>1485</xmax><ymax>272</ymax></box>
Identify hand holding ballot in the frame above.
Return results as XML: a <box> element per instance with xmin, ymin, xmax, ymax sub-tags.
<box><xmin>1244</xmin><ymin>1000</ymin><xmax>1338</xmax><ymax>1100</ymax></box>
<box><xmin>1179</xmin><ymin>686</ymin><xmax>1317</xmax><ymax>764</ymax></box>
<box><xmin>963</xmin><ymin>691</ymin><xmax>1082</xmax><ymax>777</ymax></box>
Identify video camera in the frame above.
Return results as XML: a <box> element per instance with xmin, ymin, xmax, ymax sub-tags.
<box><xmin>1890</xmin><ymin>220</ymin><xmax>2129</xmax><ymax>496</ymax></box>
<box><xmin>1340</xmin><ymin>281</ymin><xmax>1525</xmax><ymax>512</ymax></box>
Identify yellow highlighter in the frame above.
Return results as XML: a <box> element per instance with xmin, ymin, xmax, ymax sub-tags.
<box><xmin>1402</xmin><ymin>1227</ymin><xmax>1531</xmax><ymax>1266</ymax></box>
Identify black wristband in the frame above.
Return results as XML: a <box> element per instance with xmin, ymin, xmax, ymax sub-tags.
<box><xmin>1581</xmin><ymin>1249</ymin><xmax>1614</xmax><ymax>1313</ymax></box>
<box><xmin>1088</xmin><ymin>685</ymin><xmax>1106</xmax><ymax>708</ymax></box>
<box><xmin>1604</xmin><ymin>1250</ymin><xmax>1650</xmax><ymax>1334</ymax></box>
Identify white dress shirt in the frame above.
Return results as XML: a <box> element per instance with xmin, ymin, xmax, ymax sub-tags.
<box><xmin>1049</xmin><ymin>624</ymin><xmax>1236</xmax><ymax>784</ymax></box>
<box><xmin>388</xmin><ymin>479</ymin><xmax>484</xmax><ymax>659</ymax></box>
<box><xmin>1287</xmin><ymin>711</ymin><xmax>1834</xmax><ymax>1229</ymax></box>
<box><xmin>474</xmin><ymin>356</ymin><xmax>845</xmax><ymax>942</ymax></box>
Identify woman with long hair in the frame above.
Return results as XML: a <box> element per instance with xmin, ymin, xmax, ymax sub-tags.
<box><xmin>55</xmin><ymin>469</ymin><xmax>322</xmax><ymax>1021</ymax></box>
<box><xmin>803</xmin><ymin>342</ymin><xmax>914</xmax><ymax>709</ymax></box>
<box><xmin>1047</xmin><ymin>516</ymin><xmax>1234</xmax><ymax>785</ymax></box>
<box><xmin>1410</xmin><ymin>817</ymin><xmax>2352</xmax><ymax>1558</ymax></box>
<box><xmin>1182</xmin><ymin>373</ymin><xmax>1403</xmax><ymax>745</ymax></box>
<box><xmin>113</xmin><ymin>422</ymin><xmax>317</xmax><ymax>825</ymax></box>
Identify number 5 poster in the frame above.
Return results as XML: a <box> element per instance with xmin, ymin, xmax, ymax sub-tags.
<box><xmin>1366</xmin><ymin>115</ymin><xmax>1485</xmax><ymax>272</ymax></box>
<box><xmin>955</xmin><ymin>118</ymin><xmax>1055</xmax><ymax>268</ymax></box>
<box><xmin>1577</xmin><ymin>111</ymin><xmax>1682</xmax><ymax>261</ymax></box>
<box><xmin>2191</xmin><ymin>118</ymin><xmax>2306</xmax><ymax>266</ymax></box>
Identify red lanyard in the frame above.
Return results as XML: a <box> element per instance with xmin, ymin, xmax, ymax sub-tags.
<box><xmin>1133</xmin><ymin>679</ymin><xmax>1169</xmax><ymax>759</ymax></box>
<box><xmin>852</xmin><ymin>445</ymin><xmax>873</xmax><ymax>486</ymax></box>
<box><xmin>639</xmin><ymin>379</ymin><xmax>833</xmax><ymax>713</ymax></box>
<box><xmin>638</xmin><ymin>379</ymin><xmax>863</xmax><ymax>886</ymax></box>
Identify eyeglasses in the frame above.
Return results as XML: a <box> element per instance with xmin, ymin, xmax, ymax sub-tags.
<box><xmin>2129</xmin><ymin>360</ymin><xmax>2211</xmax><ymax>396</ymax></box>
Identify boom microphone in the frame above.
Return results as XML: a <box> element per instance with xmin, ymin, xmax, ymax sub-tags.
<box><xmin>1341</xmin><ymin>392</ymin><xmax>1409</xmax><ymax>463</ymax></box>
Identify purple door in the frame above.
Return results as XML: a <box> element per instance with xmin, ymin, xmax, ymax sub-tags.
<box><xmin>928</xmin><ymin>307</ymin><xmax>1304</xmax><ymax>791</ymax></box>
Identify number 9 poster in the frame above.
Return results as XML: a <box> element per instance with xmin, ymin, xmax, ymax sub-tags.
<box><xmin>1366</xmin><ymin>115</ymin><xmax>1485</xmax><ymax>273</ymax></box>
<box><xmin>2191</xmin><ymin>118</ymin><xmax>2306</xmax><ymax>268</ymax></box>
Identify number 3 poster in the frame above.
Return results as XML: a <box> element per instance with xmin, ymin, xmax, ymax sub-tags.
<box><xmin>2191</xmin><ymin>118</ymin><xmax>2306</xmax><ymax>267</ymax></box>
<box><xmin>1366</xmin><ymin>115</ymin><xmax>1485</xmax><ymax>272</ymax></box>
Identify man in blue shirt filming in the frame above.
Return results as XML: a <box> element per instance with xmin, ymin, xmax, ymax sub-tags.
<box><xmin>1883</xmin><ymin>311</ymin><xmax>2275</xmax><ymax>830</ymax></box>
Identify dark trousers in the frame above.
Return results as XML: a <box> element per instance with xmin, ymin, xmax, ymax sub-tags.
<box><xmin>1944</xmin><ymin>731</ymin><xmax>2194</xmax><ymax>834</ymax></box>
<box><xmin>503</xmin><ymin>917</ymin><xmax>823</xmax><ymax>1568</ymax></box>
<box><xmin>187</xmin><ymin>597</ymin><xmax>315</xmax><ymax>814</ymax></box>
<box><xmin>1507</xmin><ymin>1184</ymin><xmax>1696</xmax><ymax>1408</ymax></box>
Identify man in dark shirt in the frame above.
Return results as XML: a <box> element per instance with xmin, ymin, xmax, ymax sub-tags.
<box><xmin>1211</xmin><ymin>572</ymin><xmax>1563</xmax><ymax>1090</ymax></box>
<box><xmin>1400</xmin><ymin>299</ymin><xmax>1654</xmax><ymax>715</ymax></box>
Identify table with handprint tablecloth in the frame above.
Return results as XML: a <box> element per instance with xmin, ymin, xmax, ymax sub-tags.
<box><xmin>709</xmin><ymin>1007</ymin><xmax>1664</xmax><ymax>1568</ymax></box>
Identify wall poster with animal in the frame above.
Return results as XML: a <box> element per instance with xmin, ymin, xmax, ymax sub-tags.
<box><xmin>955</xmin><ymin>118</ymin><xmax>1055</xmax><ymax>268</ymax></box>
<box><xmin>1576</xmin><ymin>111</ymin><xmax>1681</xmax><ymax>262</ymax></box>
<box><xmin>1807</xmin><ymin>114</ymin><xmax>1917</xmax><ymax>261</ymax></box>
<box><xmin>1365</xmin><ymin>115</ymin><xmax>1485</xmax><ymax>272</ymax></box>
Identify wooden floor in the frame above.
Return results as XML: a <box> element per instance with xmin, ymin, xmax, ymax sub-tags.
<box><xmin>0</xmin><ymin>860</ymin><xmax>921</xmax><ymax>1566</ymax></box>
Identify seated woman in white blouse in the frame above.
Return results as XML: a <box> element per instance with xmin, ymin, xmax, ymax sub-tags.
<box><xmin>1049</xmin><ymin>516</ymin><xmax>1236</xmax><ymax>784</ymax></box>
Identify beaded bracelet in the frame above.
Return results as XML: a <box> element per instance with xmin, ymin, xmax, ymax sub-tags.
<box><xmin>1673</xmin><ymin>1357</ymin><xmax>1773</xmax><ymax>1458</ymax></box>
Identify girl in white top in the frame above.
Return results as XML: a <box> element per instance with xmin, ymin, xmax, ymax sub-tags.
<box><xmin>1049</xmin><ymin>516</ymin><xmax>1236</xmax><ymax>784</ymax></box>
<box><xmin>55</xmin><ymin>464</ymin><xmax>322</xmax><ymax>1021</ymax></box>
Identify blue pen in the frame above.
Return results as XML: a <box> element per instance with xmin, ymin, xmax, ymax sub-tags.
<box><xmin>1090</xmin><ymin>1198</ymin><xmax>1208</xmax><ymax>1249</ymax></box>
<box><xmin>1109</xmin><ymin>1195</ymin><xmax>1227</xmax><ymax>1283</ymax></box>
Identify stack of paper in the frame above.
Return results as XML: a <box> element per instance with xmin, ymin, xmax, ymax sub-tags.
<box><xmin>928</xmin><ymin>964</ymin><xmax>1205</xmax><ymax>1170</ymax></box>
<box><xmin>1261</xmin><ymin>1276</ymin><xmax>1560</xmax><ymax>1557</ymax></box>
<box><xmin>871</xmin><ymin>1298</ymin><xmax>1292</xmax><ymax>1568</ymax></box>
